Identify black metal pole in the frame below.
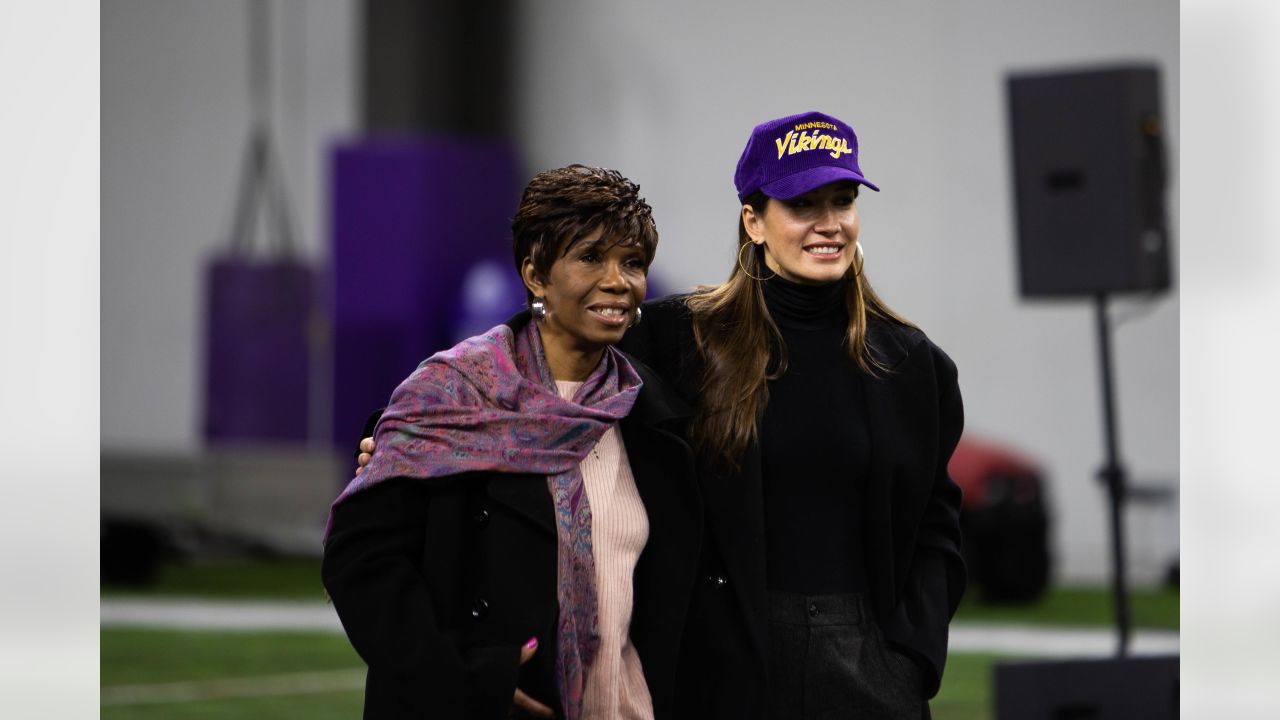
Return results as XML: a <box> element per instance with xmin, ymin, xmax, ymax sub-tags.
<box><xmin>1093</xmin><ymin>293</ymin><xmax>1132</xmax><ymax>656</ymax></box>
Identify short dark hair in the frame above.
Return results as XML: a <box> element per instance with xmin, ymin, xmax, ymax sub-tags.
<box><xmin>512</xmin><ymin>165</ymin><xmax>658</xmax><ymax>298</ymax></box>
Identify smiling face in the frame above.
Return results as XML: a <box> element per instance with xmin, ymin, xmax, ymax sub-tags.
<box><xmin>522</xmin><ymin>226</ymin><xmax>648</xmax><ymax>363</ymax></box>
<box><xmin>743</xmin><ymin>181</ymin><xmax>860</xmax><ymax>284</ymax></box>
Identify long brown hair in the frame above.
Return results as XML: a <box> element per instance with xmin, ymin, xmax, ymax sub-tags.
<box><xmin>686</xmin><ymin>190</ymin><xmax>915</xmax><ymax>471</ymax></box>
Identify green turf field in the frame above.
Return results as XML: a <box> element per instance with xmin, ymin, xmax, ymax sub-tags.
<box><xmin>102</xmin><ymin>629</ymin><xmax>360</xmax><ymax>686</ymax></box>
<box><xmin>101</xmin><ymin>629</ymin><xmax>363</xmax><ymax>720</ymax></box>
<box><xmin>930</xmin><ymin>653</ymin><xmax>1005</xmax><ymax>720</ymax></box>
<box><xmin>102</xmin><ymin>559</ymin><xmax>1177</xmax><ymax>718</ymax></box>
<box><xmin>954</xmin><ymin>584</ymin><xmax>1179</xmax><ymax>630</ymax></box>
<box><xmin>102</xmin><ymin>687</ymin><xmax>365</xmax><ymax>720</ymax></box>
<box><xmin>99</xmin><ymin>628</ymin><xmax>1013</xmax><ymax>720</ymax></box>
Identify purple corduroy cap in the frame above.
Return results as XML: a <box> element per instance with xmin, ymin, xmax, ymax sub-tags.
<box><xmin>733</xmin><ymin>111</ymin><xmax>880</xmax><ymax>203</ymax></box>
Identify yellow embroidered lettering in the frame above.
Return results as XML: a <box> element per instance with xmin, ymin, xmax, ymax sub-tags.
<box><xmin>775</xmin><ymin>129</ymin><xmax>854</xmax><ymax>161</ymax></box>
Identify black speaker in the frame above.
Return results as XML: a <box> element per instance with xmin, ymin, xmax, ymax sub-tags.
<box><xmin>1007</xmin><ymin>65</ymin><xmax>1172</xmax><ymax>297</ymax></box>
<box><xmin>995</xmin><ymin>656</ymin><xmax>1179</xmax><ymax>719</ymax></box>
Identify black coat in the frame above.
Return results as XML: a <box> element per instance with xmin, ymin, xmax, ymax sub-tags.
<box><xmin>322</xmin><ymin>333</ymin><xmax>703</xmax><ymax>719</ymax></box>
<box><xmin>618</xmin><ymin>294</ymin><xmax>966</xmax><ymax>719</ymax></box>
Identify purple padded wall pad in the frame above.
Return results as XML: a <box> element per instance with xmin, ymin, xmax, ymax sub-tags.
<box><xmin>329</xmin><ymin>137</ymin><xmax>521</xmax><ymax>453</ymax></box>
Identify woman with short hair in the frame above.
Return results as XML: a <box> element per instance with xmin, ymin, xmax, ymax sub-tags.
<box><xmin>324</xmin><ymin>165</ymin><xmax>701</xmax><ymax>720</ymax></box>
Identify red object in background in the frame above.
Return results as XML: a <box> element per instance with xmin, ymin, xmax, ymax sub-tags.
<box><xmin>950</xmin><ymin>434</ymin><xmax>1052</xmax><ymax>604</ymax></box>
<box><xmin>950</xmin><ymin>435</ymin><xmax>1043</xmax><ymax>509</ymax></box>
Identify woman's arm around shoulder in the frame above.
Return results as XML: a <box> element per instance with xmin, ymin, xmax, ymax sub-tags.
<box><xmin>619</xmin><ymin>293</ymin><xmax>702</xmax><ymax>403</ymax></box>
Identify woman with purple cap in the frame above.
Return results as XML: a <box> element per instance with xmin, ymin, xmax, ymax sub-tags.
<box><xmin>324</xmin><ymin>165</ymin><xmax>702</xmax><ymax>720</ymax></box>
<box><xmin>619</xmin><ymin>111</ymin><xmax>966</xmax><ymax>719</ymax></box>
<box><xmin>355</xmin><ymin>114</ymin><xmax>965</xmax><ymax>719</ymax></box>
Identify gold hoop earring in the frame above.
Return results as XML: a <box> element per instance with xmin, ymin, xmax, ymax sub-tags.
<box><xmin>853</xmin><ymin>242</ymin><xmax>865</xmax><ymax>278</ymax></box>
<box><xmin>738</xmin><ymin>242</ymin><xmax>776</xmax><ymax>282</ymax></box>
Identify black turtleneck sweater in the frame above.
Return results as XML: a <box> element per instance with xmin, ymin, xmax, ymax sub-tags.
<box><xmin>760</xmin><ymin>275</ymin><xmax>870</xmax><ymax>595</ymax></box>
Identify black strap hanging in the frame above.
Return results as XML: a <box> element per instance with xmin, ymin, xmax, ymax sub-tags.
<box><xmin>228</xmin><ymin>0</ymin><xmax>298</xmax><ymax>258</ymax></box>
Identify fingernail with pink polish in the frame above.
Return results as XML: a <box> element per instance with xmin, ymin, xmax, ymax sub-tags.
<box><xmin>524</xmin><ymin>636</ymin><xmax>538</xmax><ymax>649</ymax></box>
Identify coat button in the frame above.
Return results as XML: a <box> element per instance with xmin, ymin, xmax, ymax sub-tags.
<box><xmin>807</xmin><ymin>602</ymin><xmax>820</xmax><ymax>618</ymax></box>
<box><xmin>472</xmin><ymin>509</ymin><xmax>490</xmax><ymax>527</ymax></box>
<box><xmin>471</xmin><ymin>598</ymin><xmax>490</xmax><ymax>620</ymax></box>
<box><xmin>707</xmin><ymin>574</ymin><xmax>728</xmax><ymax>588</ymax></box>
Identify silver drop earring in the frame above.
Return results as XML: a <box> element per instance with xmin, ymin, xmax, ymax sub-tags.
<box><xmin>630</xmin><ymin>306</ymin><xmax>643</xmax><ymax>328</ymax></box>
<box><xmin>531</xmin><ymin>297</ymin><xmax>547</xmax><ymax>321</ymax></box>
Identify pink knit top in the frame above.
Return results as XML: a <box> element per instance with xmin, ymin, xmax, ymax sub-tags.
<box><xmin>557</xmin><ymin>381</ymin><xmax>654</xmax><ymax>720</ymax></box>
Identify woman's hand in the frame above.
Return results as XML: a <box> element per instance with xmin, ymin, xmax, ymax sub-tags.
<box><xmin>513</xmin><ymin>637</ymin><xmax>554</xmax><ymax>718</ymax></box>
<box><xmin>354</xmin><ymin>437</ymin><xmax>375</xmax><ymax>475</ymax></box>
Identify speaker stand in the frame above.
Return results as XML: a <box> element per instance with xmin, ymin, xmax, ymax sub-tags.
<box><xmin>1093</xmin><ymin>292</ymin><xmax>1132</xmax><ymax>655</ymax></box>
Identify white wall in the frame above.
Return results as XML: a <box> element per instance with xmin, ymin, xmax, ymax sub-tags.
<box><xmin>514</xmin><ymin>0</ymin><xmax>1179</xmax><ymax>583</ymax></box>
<box><xmin>102</xmin><ymin>0</ymin><xmax>357</xmax><ymax>452</ymax></box>
<box><xmin>101</xmin><ymin>0</ymin><xmax>1178</xmax><ymax>582</ymax></box>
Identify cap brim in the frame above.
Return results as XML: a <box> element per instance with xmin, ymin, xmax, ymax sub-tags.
<box><xmin>759</xmin><ymin>166</ymin><xmax>880</xmax><ymax>199</ymax></box>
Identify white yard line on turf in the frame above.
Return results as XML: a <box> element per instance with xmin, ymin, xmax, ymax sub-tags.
<box><xmin>101</xmin><ymin>668</ymin><xmax>366</xmax><ymax>706</ymax></box>
<box><xmin>949</xmin><ymin>622</ymin><xmax>1179</xmax><ymax>657</ymax></box>
<box><xmin>101</xmin><ymin>597</ymin><xmax>344</xmax><ymax>632</ymax></box>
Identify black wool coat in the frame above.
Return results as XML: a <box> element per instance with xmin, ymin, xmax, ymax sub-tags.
<box><xmin>322</xmin><ymin>324</ymin><xmax>703</xmax><ymax>719</ymax></box>
<box><xmin>618</xmin><ymin>294</ymin><xmax>966</xmax><ymax>720</ymax></box>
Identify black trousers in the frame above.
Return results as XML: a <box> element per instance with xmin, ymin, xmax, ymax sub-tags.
<box><xmin>767</xmin><ymin>592</ymin><xmax>926</xmax><ymax>720</ymax></box>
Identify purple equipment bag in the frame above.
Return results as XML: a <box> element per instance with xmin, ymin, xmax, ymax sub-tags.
<box><xmin>202</xmin><ymin>132</ymin><xmax>314</xmax><ymax>444</ymax></box>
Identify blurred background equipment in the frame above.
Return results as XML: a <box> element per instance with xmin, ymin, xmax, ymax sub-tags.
<box><xmin>1008</xmin><ymin>65</ymin><xmax>1171</xmax><ymax>298</ymax></box>
<box><xmin>105</xmin><ymin>0</ymin><xmax>533</xmax><ymax>580</ymax></box>
<box><xmin>101</xmin><ymin>447</ymin><xmax>344</xmax><ymax>583</ymax></box>
<box><xmin>101</xmin><ymin>519</ymin><xmax>173</xmax><ymax>587</ymax></box>
<box><xmin>950</xmin><ymin>435</ymin><xmax>1052</xmax><ymax>604</ymax></box>
<box><xmin>328</xmin><ymin>138</ymin><xmax>523</xmax><ymax>455</ymax></box>
<box><xmin>1000</xmin><ymin>61</ymin><xmax>1177</xmax><ymax>716</ymax></box>
<box><xmin>1008</xmin><ymin>62</ymin><xmax>1172</xmax><ymax>654</ymax></box>
<box><xmin>329</xmin><ymin>0</ymin><xmax>527</xmax><ymax>458</ymax></box>
<box><xmin>995</xmin><ymin>655</ymin><xmax>1179</xmax><ymax>719</ymax></box>
<box><xmin>202</xmin><ymin>0</ymin><xmax>315</xmax><ymax>445</ymax></box>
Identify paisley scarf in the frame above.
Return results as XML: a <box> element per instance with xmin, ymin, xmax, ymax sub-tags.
<box><xmin>325</xmin><ymin>318</ymin><xmax>642</xmax><ymax>720</ymax></box>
